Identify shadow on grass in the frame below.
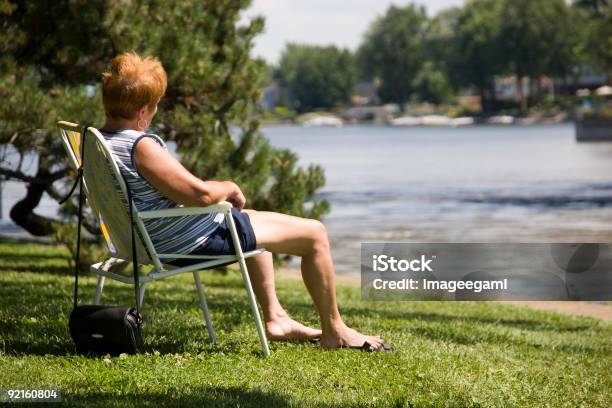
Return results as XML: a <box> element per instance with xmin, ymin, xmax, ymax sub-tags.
<box><xmin>406</xmin><ymin>325</ymin><xmax>603</xmax><ymax>354</ymax></box>
<box><xmin>65</xmin><ymin>386</ymin><xmax>308</xmax><ymax>408</ymax></box>
<box><xmin>2</xmin><ymin>303</ymin><xmax>602</xmax><ymax>358</ymax></box>
<box><xmin>0</xmin><ymin>276</ymin><xmax>273</xmax><ymax>356</ymax></box>
<box><xmin>0</xmin><ymin>340</ymin><xmax>73</xmax><ymax>356</ymax></box>
<box><xmin>0</xmin><ymin>252</ymin><xmax>71</xmax><ymax>260</ymax></box>
<box><xmin>339</xmin><ymin>306</ymin><xmax>605</xmax><ymax>355</ymax></box>
<box><xmin>0</xmin><ymin>321</ymin><xmax>268</xmax><ymax>357</ymax></box>
<box><xmin>0</xmin><ymin>320</ymin><xmax>268</xmax><ymax>357</ymax></box>
<box><xmin>0</xmin><ymin>262</ymin><xmax>71</xmax><ymax>275</ymax></box>
<box><xmin>147</xmin><ymin>339</ymin><xmax>270</xmax><ymax>357</ymax></box>
<box><xmin>341</xmin><ymin>305</ymin><xmax>595</xmax><ymax>333</ymax></box>
<box><xmin>1</xmin><ymin>250</ymin><xmax>603</xmax><ymax>358</ymax></box>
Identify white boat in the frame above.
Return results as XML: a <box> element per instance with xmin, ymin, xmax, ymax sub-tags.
<box><xmin>302</xmin><ymin>115</ymin><xmax>343</xmax><ymax>127</ymax></box>
<box><xmin>450</xmin><ymin>117</ymin><xmax>475</xmax><ymax>126</ymax></box>
<box><xmin>390</xmin><ymin>116</ymin><xmax>422</xmax><ymax>126</ymax></box>
<box><xmin>595</xmin><ymin>85</ymin><xmax>612</xmax><ymax>96</ymax></box>
<box><xmin>420</xmin><ymin>115</ymin><xmax>452</xmax><ymax>126</ymax></box>
<box><xmin>488</xmin><ymin>115</ymin><xmax>515</xmax><ymax>124</ymax></box>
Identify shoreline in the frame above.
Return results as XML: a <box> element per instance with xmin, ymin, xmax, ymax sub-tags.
<box><xmin>260</xmin><ymin>111</ymin><xmax>573</xmax><ymax>127</ymax></box>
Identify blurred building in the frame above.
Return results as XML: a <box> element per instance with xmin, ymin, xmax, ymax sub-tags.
<box><xmin>493</xmin><ymin>68</ymin><xmax>608</xmax><ymax>101</ymax></box>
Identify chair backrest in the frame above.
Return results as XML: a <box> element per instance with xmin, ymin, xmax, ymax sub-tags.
<box><xmin>58</xmin><ymin>121</ymin><xmax>83</xmax><ymax>171</ymax></box>
<box><xmin>58</xmin><ymin>122</ymin><xmax>161</xmax><ymax>269</ymax></box>
<box><xmin>58</xmin><ymin>121</ymin><xmax>115</xmax><ymax>254</ymax></box>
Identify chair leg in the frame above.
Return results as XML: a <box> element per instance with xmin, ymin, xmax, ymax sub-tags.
<box><xmin>138</xmin><ymin>283</ymin><xmax>146</xmax><ymax>311</ymax></box>
<box><xmin>226</xmin><ymin>211</ymin><xmax>270</xmax><ymax>357</ymax></box>
<box><xmin>92</xmin><ymin>275</ymin><xmax>105</xmax><ymax>305</ymax></box>
<box><xmin>237</xmin><ymin>256</ymin><xmax>270</xmax><ymax>357</ymax></box>
<box><xmin>193</xmin><ymin>271</ymin><xmax>217</xmax><ymax>344</ymax></box>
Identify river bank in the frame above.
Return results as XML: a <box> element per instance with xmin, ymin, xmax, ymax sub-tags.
<box><xmin>261</xmin><ymin>108</ymin><xmax>571</xmax><ymax>127</ymax></box>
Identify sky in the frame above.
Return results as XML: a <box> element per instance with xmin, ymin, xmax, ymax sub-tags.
<box><xmin>242</xmin><ymin>0</ymin><xmax>464</xmax><ymax>64</ymax></box>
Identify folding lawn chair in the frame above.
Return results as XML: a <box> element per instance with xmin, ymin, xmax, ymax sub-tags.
<box><xmin>57</xmin><ymin>121</ymin><xmax>270</xmax><ymax>356</ymax></box>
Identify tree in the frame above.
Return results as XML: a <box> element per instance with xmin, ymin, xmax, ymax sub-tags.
<box><xmin>411</xmin><ymin>61</ymin><xmax>453</xmax><ymax>104</ymax></box>
<box><xmin>574</xmin><ymin>0</ymin><xmax>610</xmax><ymax>16</ymax></box>
<box><xmin>498</xmin><ymin>0</ymin><xmax>577</xmax><ymax>112</ymax></box>
<box><xmin>276</xmin><ymin>44</ymin><xmax>356</xmax><ymax>112</ymax></box>
<box><xmin>575</xmin><ymin>0</ymin><xmax>612</xmax><ymax>82</ymax></box>
<box><xmin>0</xmin><ymin>0</ymin><xmax>111</xmax><ymax>235</ymax></box>
<box><xmin>445</xmin><ymin>0</ymin><xmax>503</xmax><ymax>111</ymax></box>
<box><xmin>357</xmin><ymin>4</ymin><xmax>428</xmax><ymax>105</ymax></box>
<box><xmin>404</xmin><ymin>9</ymin><xmax>456</xmax><ymax>105</ymax></box>
<box><xmin>0</xmin><ymin>0</ymin><xmax>329</xmax><ymax>240</ymax></box>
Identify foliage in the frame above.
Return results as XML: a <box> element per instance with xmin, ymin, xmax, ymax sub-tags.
<box><xmin>276</xmin><ymin>44</ymin><xmax>356</xmax><ymax>112</ymax></box>
<box><xmin>1</xmin><ymin>240</ymin><xmax>611</xmax><ymax>407</ymax></box>
<box><xmin>446</xmin><ymin>0</ymin><xmax>503</xmax><ymax>109</ymax></box>
<box><xmin>499</xmin><ymin>1</ymin><xmax>577</xmax><ymax>77</ymax></box>
<box><xmin>576</xmin><ymin>0</ymin><xmax>612</xmax><ymax>79</ymax></box>
<box><xmin>410</xmin><ymin>61</ymin><xmax>453</xmax><ymax>105</ymax></box>
<box><xmin>357</xmin><ymin>4</ymin><xmax>429</xmax><ymax>105</ymax></box>
<box><xmin>0</xmin><ymin>1</ymin><xmax>329</xmax><ymax>242</ymax></box>
<box><xmin>355</xmin><ymin>0</ymin><xmax>603</xmax><ymax>112</ymax></box>
<box><xmin>496</xmin><ymin>0</ymin><xmax>579</xmax><ymax>111</ymax></box>
<box><xmin>583</xmin><ymin>105</ymin><xmax>612</xmax><ymax>119</ymax></box>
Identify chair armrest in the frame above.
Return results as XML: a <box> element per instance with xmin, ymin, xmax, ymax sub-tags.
<box><xmin>138</xmin><ymin>201</ymin><xmax>232</xmax><ymax>219</ymax></box>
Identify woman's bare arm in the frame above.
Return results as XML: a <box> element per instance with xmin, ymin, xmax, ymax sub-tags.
<box><xmin>134</xmin><ymin>137</ymin><xmax>245</xmax><ymax>209</ymax></box>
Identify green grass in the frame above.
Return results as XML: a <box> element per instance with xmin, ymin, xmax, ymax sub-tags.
<box><xmin>0</xmin><ymin>239</ymin><xmax>611</xmax><ymax>407</ymax></box>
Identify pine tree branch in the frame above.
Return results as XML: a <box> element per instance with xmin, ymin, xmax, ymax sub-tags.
<box><xmin>49</xmin><ymin>168</ymin><xmax>68</xmax><ymax>182</ymax></box>
<box><xmin>44</xmin><ymin>184</ymin><xmax>64</xmax><ymax>202</ymax></box>
<box><xmin>0</xmin><ymin>167</ymin><xmax>36</xmax><ymax>183</ymax></box>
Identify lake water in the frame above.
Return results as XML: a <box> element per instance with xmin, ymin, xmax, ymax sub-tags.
<box><xmin>3</xmin><ymin>123</ymin><xmax>612</xmax><ymax>275</ymax></box>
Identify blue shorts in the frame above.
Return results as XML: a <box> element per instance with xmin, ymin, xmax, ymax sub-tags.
<box><xmin>168</xmin><ymin>207</ymin><xmax>257</xmax><ymax>268</ymax></box>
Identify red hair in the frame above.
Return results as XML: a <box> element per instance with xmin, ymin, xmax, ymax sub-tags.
<box><xmin>101</xmin><ymin>51</ymin><xmax>167</xmax><ymax>119</ymax></box>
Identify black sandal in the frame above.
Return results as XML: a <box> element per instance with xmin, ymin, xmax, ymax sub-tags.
<box><xmin>357</xmin><ymin>341</ymin><xmax>395</xmax><ymax>352</ymax></box>
<box><xmin>337</xmin><ymin>341</ymin><xmax>395</xmax><ymax>352</ymax></box>
<box><xmin>313</xmin><ymin>338</ymin><xmax>395</xmax><ymax>352</ymax></box>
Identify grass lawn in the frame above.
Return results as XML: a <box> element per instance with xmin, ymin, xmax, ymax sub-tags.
<box><xmin>0</xmin><ymin>239</ymin><xmax>611</xmax><ymax>407</ymax></box>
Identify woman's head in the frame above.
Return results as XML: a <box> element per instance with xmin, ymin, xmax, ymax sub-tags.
<box><xmin>101</xmin><ymin>51</ymin><xmax>167</xmax><ymax>127</ymax></box>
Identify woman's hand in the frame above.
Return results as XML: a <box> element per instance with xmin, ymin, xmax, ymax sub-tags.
<box><xmin>224</xmin><ymin>181</ymin><xmax>246</xmax><ymax>211</ymax></box>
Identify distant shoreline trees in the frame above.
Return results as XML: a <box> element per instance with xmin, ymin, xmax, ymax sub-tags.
<box><xmin>274</xmin><ymin>0</ymin><xmax>611</xmax><ymax>114</ymax></box>
<box><xmin>276</xmin><ymin>44</ymin><xmax>356</xmax><ymax>113</ymax></box>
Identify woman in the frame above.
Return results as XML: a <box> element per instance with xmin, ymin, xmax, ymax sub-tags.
<box><xmin>99</xmin><ymin>51</ymin><xmax>391</xmax><ymax>351</ymax></box>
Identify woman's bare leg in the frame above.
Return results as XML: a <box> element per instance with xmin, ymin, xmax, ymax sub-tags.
<box><xmin>244</xmin><ymin>209</ymin><xmax>383</xmax><ymax>350</ymax></box>
<box><xmin>245</xmin><ymin>251</ymin><xmax>321</xmax><ymax>341</ymax></box>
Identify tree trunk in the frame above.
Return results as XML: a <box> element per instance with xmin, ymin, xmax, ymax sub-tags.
<box><xmin>9</xmin><ymin>179</ymin><xmax>57</xmax><ymax>236</ymax></box>
<box><xmin>478</xmin><ymin>86</ymin><xmax>487</xmax><ymax>113</ymax></box>
<box><xmin>549</xmin><ymin>77</ymin><xmax>555</xmax><ymax>101</ymax></box>
<box><xmin>9</xmin><ymin>152</ymin><xmax>59</xmax><ymax>236</ymax></box>
<box><xmin>535</xmin><ymin>77</ymin><xmax>544</xmax><ymax>103</ymax></box>
<box><xmin>487</xmin><ymin>79</ymin><xmax>497</xmax><ymax>113</ymax></box>
<box><xmin>516</xmin><ymin>74</ymin><xmax>527</xmax><ymax>114</ymax></box>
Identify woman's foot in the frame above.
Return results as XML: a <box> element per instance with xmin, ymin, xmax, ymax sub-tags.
<box><xmin>319</xmin><ymin>323</ymin><xmax>384</xmax><ymax>351</ymax></box>
<box><xmin>265</xmin><ymin>316</ymin><xmax>322</xmax><ymax>342</ymax></box>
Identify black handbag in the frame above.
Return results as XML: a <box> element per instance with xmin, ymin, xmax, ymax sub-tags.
<box><xmin>64</xmin><ymin>125</ymin><xmax>144</xmax><ymax>356</ymax></box>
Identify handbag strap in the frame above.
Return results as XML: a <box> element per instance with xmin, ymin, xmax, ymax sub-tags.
<box><xmin>123</xmin><ymin>172</ymin><xmax>142</xmax><ymax>322</ymax></box>
<box><xmin>65</xmin><ymin>124</ymin><xmax>90</xmax><ymax>309</ymax></box>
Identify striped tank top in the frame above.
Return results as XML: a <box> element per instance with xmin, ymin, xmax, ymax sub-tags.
<box><xmin>101</xmin><ymin>129</ymin><xmax>224</xmax><ymax>258</ymax></box>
